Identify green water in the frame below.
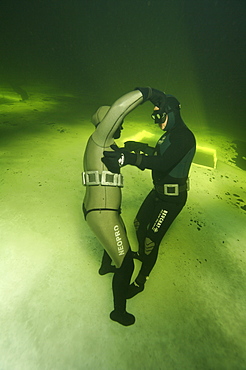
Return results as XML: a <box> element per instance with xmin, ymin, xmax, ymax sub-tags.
<box><xmin>1</xmin><ymin>1</ymin><xmax>246</xmax><ymax>369</ymax></box>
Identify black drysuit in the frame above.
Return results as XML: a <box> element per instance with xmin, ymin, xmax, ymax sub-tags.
<box><xmin>134</xmin><ymin>110</ymin><xmax>196</xmax><ymax>283</ymax></box>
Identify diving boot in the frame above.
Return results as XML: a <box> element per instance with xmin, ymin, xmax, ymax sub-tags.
<box><xmin>111</xmin><ymin>249</ymin><xmax>135</xmax><ymax>325</ymax></box>
<box><xmin>110</xmin><ymin>310</ymin><xmax>135</xmax><ymax>326</ymax></box>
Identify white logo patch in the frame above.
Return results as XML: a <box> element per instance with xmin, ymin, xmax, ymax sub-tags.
<box><xmin>152</xmin><ymin>209</ymin><xmax>168</xmax><ymax>232</ymax></box>
<box><xmin>114</xmin><ymin>225</ymin><xmax>125</xmax><ymax>256</ymax></box>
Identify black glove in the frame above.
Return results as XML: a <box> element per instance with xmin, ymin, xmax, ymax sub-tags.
<box><xmin>135</xmin><ymin>87</ymin><xmax>152</xmax><ymax>102</ymax></box>
<box><xmin>102</xmin><ymin>145</ymin><xmax>138</xmax><ymax>172</ymax></box>
<box><xmin>149</xmin><ymin>89</ymin><xmax>167</xmax><ymax>115</ymax></box>
<box><xmin>124</xmin><ymin>141</ymin><xmax>149</xmax><ymax>153</ymax></box>
<box><xmin>151</xmin><ymin>109</ymin><xmax>167</xmax><ymax>124</ymax></box>
<box><xmin>135</xmin><ymin>87</ymin><xmax>167</xmax><ymax>114</ymax></box>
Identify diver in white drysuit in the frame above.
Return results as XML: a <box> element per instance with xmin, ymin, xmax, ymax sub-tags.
<box><xmin>82</xmin><ymin>90</ymin><xmax>144</xmax><ymax>326</ymax></box>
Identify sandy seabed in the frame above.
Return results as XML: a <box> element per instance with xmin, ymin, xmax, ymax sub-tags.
<box><xmin>0</xmin><ymin>84</ymin><xmax>245</xmax><ymax>370</ymax></box>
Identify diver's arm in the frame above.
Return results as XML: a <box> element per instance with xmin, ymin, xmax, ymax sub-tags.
<box><xmin>124</xmin><ymin>141</ymin><xmax>155</xmax><ymax>155</ymax></box>
<box><xmin>102</xmin><ymin>129</ymin><xmax>195</xmax><ymax>172</ymax></box>
<box><xmin>92</xmin><ymin>90</ymin><xmax>143</xmax><ymax>147</ymax></box>
<box><xmin>137</xmin><ymin>132</ymin><xmax>196</xmax><ymax>172</ymax></box>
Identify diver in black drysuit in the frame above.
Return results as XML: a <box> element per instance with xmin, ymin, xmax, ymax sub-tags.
<box><xmin>102</xmin><ymin>87</ymin><xmax>196</xmax><ymax>298</ymax></box>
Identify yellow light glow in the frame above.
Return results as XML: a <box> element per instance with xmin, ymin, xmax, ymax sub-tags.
<box><xmin>193</xmin><ymin>146</ymin><xmax>217</xmax><ymax>169</ymax></box>
<box><xmin>0</xmin><ymin>84</ymin><xmax>75</xmax><ymax>114</ymax></box>
<box><xmin>0</xmin><ymin>93</ymin><xmax>20</xmax><ymax>104</ymax></box>
<box><xmin>0</xmin><ymin>92</ymin><xmax>59</xmax><ymax>114</ymax></box>
<box><xmin>123</xmin><ymin>130</ymin><xmax>155</xmax><ymax>142</ymax></box>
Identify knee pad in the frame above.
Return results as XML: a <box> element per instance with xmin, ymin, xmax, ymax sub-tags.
<box><xmin>144</xmin><ymin>237</ymin><xmax>155</xmax><ymax>255</ymax></box>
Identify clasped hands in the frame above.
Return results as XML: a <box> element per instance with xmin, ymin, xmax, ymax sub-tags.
<box><xmin>101</xmin><ymin>141</ymin><xmax>145</xmax><ymax>173</ymax></box>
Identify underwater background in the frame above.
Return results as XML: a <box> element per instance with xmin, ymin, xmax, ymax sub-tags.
<box><xmin>1</xmin><ymin>0</ymin><xmax>246</xmax><ymax>136</ymax></box>
<box><xmin>0</xmin><ymin>1</ymin><xmax>246</xmax><ymax>369</ymax></box>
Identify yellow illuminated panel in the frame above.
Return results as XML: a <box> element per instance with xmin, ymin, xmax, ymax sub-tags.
<box><xmin>193</xmin><ymin>146</ymin><xmax>217</xmax><ymax>169</ymax></box>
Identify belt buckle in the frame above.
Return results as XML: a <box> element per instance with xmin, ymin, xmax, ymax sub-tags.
<box><xmin>82</xmin><ymin>171</ymin><xmax>100</xmax><ymax>185</ymax></box>
<box><xmin>101</xmin><ymin>171</ymin><xmax>118</xmax><ymax>186</ymax></box>
<box><xmin>164</xmin><ymin>184</ymin><xmax>179</xmax><ymax>196</ymax></box>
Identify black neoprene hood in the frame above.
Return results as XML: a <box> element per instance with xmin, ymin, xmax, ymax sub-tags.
<box><xmin>164</xmin><ymin>95</ymin><xmax>183</xmax><ymax>131</ymax></box>
<box><xmin>165</xmin><ymin>95</ymin><xmax>181</xmax><ymax>113</ymax></box>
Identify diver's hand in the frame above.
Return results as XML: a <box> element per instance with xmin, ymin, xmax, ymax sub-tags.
<box><xmin>135</xmin><ymin>87</ymin><xmax>166</xmax><ymax>114</ymax></box>
<box><xmin>124</xmin><ymin>141</ymin><xmax>149</xmax><ymax>154</ymax></box>
<box><xmin>149</xmin><ymin>89</ymin><xmax>166</xmax><ymax>114</ymax></box>
<box><xmin>102</xmin><ymin>145</ymin><xmax>138</xmax><ymax>171</ymax></box>
<box><xmin>101</xmin><ymin>150</ymin><xmax>120</xmax><ymax>173</ymax></box>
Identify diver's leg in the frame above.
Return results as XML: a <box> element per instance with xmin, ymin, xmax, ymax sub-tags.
<box><xmin>133</xmin><ymin>190</ymin><xmax>156</xmax><ymax>260</ymax></box>
<box><xmin>86</xmin><ymin>210</ymin><xmax>135</xmax><ymax>324</ymax></box>
<box><xmin>128</xmin><ymin>198</ymin><xmax>186</xmax><ymax>299</ymax></box>
<box><xmin>86</xmin><ymin>210</ymin><xmax>130</xmax><ymax>268</ymax></box>
<box><xmin>110</xmin><ymin>249</ymin><xmax>135</xmax><ymax>326</ymax></box>
<box><xmin>109</xmin><ymin>214</ymin><xmax>135</xmax><ymax>325</ymax></box>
